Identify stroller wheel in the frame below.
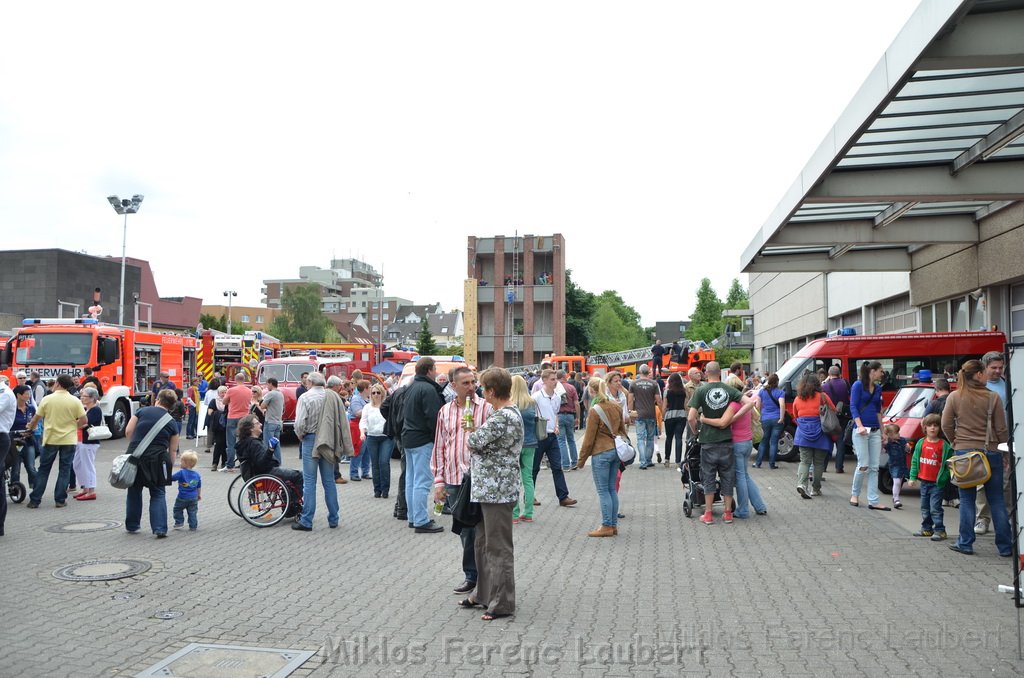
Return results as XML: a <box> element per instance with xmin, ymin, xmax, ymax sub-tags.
<box><xmin>9</xmin><ymin>481</ymin><xmax>26</xmax><ymax>504</ymax></box>
<box><xmin>683</xmin><ymin>498</ymin><xmax>693</xmax><ymax>518</ymax></box>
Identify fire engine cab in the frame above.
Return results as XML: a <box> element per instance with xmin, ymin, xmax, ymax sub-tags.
<box><xmin>0</xmin><ymin>318</ymin><xmax>197</xmax><ymax>438</ymax></box>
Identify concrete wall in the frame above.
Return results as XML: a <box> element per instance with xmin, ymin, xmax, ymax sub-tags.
<box><xmin>0</xmin><ymin>249</ymin><xmax>141</xmax><ymax>322</ymax></box>
<box><xmin>749</xmin><ymin>271</ymin><xmax>826</xmax><ymax>349</ymax></box>
<box><xmin>827</xmin><ymin>271</ymin><xmax>910</xmax><ymax>315</ymax></box>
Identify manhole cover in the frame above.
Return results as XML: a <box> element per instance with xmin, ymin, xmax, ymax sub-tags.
<box><xmin>112</xmin><ymin>592</ymin><xmax>143</xmax><ymax>601</ymax></box>
<box><xmin>45</xmin><ymin>520</ymin><xmax>122</xmax><ymax>533</ymax></box>
<box><xmin>153</xmin><ymin>611</ymin><xmax>184</xmax><ymax>620</ymax></box>
<box><xmin>52</xmin><ymin>559</ymin><xmax>151</xmax><ymax>582</ymax></box>
<box><xmin>135</xmin><ymin>643</ymin><xmax>316</xmax><ymax>677</ymax></box>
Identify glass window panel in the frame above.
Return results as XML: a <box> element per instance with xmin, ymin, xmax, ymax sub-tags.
<box><xmin>871</xmin><ymin>108</ymin><xmax>1014</xmax><ymax>130</ymax></box>
<box><xmin>885</xmin><ymin>91</ymin><xmax>1024</xmax><ymax>116</ymax></box>
<box><xmin>858</xmin><ymin>124</ymin><xmax>998</xmax><ymax>144</ymax></box>
<box><xmin>935</xmin><ymin>302</ymin><xmax>949</xmax><ymax>331</ymax></box>
<box><xmin>1012</xmin><ymin>309</ymin><xmax>1024</xmax><ymax>335</ymax></box>
<box><xmin>969</xmin><ymin>295</ymin><xmax>986</xmax><ymax>330</ymax></box>
<box><xmin>951</xmin><ymin>298</ymin><xmax>968</xmax><ymax>331</ymax></box>
<box><xmin>921</xmin><ymin>305</ymin><xmax>933</xmax><ymax>332</ymax></box>
<box><xmin>1011</xmin><ymin>284</ymin><xmax>1024</xmax><ymax>306</ymax></box>
<box><xmin>849</xmin><ymin>139</ymin><xmax>975</xmax><ymax>155</ymax></box>
<box><xmin>899</xmin><ymin>71</ymin><xmax>1024</xmax><ymax>98</ymax></box>
<box><xmin>838</xmin><ymin>152</ymin><xmax>960</xmax><ymax>168</ymax></box>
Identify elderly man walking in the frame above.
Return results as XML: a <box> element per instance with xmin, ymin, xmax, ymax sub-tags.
<box><xmin>292</xmin><ymin>373</ymin><xmax>353</xmax><ymax>531</ymax></box>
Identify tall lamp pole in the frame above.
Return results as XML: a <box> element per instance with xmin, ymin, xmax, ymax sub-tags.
<box><xmin>107</xmin><ymin>194</ymin><xmax>144</xmax><ymax>326</ymax></box>
<box><xmin>224</xmin><ymin>290</ymin><xmax>237</xmax><ymax>334</ymax></box>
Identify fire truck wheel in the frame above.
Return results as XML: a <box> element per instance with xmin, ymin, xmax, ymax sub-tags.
<box><xmin>110</xmin><ymin>401</ymin><xmax>131</xmax><ymax>439</ymax></box>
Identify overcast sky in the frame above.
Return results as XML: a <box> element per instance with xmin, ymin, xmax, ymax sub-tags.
<box><xmin>1</xmin><ymin>1</ymin><xmax>921</xmax><ymax>328</ymax></box>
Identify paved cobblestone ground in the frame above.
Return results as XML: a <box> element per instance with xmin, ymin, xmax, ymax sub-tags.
<box><xmin>3</xmin><ymin>435</ymin><xmax>1023</xmax><ymax>677</ymax></box>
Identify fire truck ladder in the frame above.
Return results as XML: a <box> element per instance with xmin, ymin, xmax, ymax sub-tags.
<box><xmin>505</xmin><ymin>231</ymin><xmax>522</xmax><ymax>367</ymax></box>
<box><xmin>507</xmin><ymin>345</ymin><xmax>655</xmax><ymax>376</ymax></box>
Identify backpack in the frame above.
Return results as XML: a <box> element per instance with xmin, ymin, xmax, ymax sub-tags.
<box><xmin>751</xmin><ymin>403</ymin><xmax>763</xmax><ymax>444</ymax></box>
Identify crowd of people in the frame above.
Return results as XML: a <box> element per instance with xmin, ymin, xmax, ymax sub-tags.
<box><xmin>2</xmin><ymin>349</ymin><xmax>1015</xmax><ymax>615</ymax></box>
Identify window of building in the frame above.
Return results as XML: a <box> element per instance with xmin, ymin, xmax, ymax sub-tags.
<box><xmin>256</xmin><ymin>315</ymin><xmax>264</xmax><ymax>324</ymax></box>
<box><xmin>441</xmin><ymin>327</ymin><xmax>448</xmax><ymax>333</ymax></box>
<box><xmin>950</xmin><ymin>298</ymin><xmax>968</xmax><ymax>331</ymax></box>
<box><xmin>372</xmin><ymin>314</ymin><xmax>378</xmax><ymax>320</ymax></box>
<box><xmin>873</xmin><ymin>295</ymin><xmax>916</xmax><ymax>334</ymax></box>
<box><xmin>372</xmin><ymin>325</ymin><xmax>378</xmax><ymax>332</ymax></box>
<box><xmin>240</xmin><ymin>314</ymin><xmax>250</xmax><ymax>323</ymax></box>
<box><xmin>372</xmin><ymin>302</ymin><xmax>379</xmax><ymax>309</ymax></box>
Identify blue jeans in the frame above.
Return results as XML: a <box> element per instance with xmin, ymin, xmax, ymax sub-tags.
<box><xmin>955</xmin><ymin>450</ymin><xmax>1011</xmax><ymax>555</ymax></box>
<box><xmin>733</xmin><ymin>440</ymin><xmax>767</xmax><ymax>518</ymax></box>
<box><xmin>298</xmin><ymin>433</ymin><xmax>339</xmax><ymax>529</ymax></box>
<box><xmin>126</xmin><ymin>484</ymin><xmax>168</xmax><ymax>535</ymax></box>
<box><xmin>556</xmin><ymin>413</ymin><xmax>578</xmax><ymax>468</ymax></box>
<box><xmin>30</xmin><ymin>444</ymin><xmax>75</xmax><ymax>505</ymax></box>
<box><xmin>636</xmin><ymin>418</ymin><xmax>657</xmax><ymax>467</ymax></box>
<box><xmin>186</xmin><ymin>406</ymin><xmax>198</xmax><ymax>438</ymax></box>
<box><xmin>351</xmin><ymin>442</ymin><xmax>372</xmax><ymax>479</ymax></box>
<box><xmin>755</xmin><ymin>418</ymin><xmax>783</xmax><ymax>467</ymax></box>
<box><xmin>263</xmin><ymin>422</ymin><xmax>283</xmax><ymax>464</ymax></box>
<box><xmin>405</xmin><ymin>443</ymin><xmax>434</xmax><ymax>527</ymax></box>
<box><xmin>850</xmin><ymin>428</ymin><xmax>881</xmax><ymax>505</ymax></box>
<box><xmin>590</xmin><ymin>449</ymin><xmax>619</xmax><ymax>527</ymax></box>
<box><xmin>833</xmin><ymin>420</ymin><xmax>851</xmax><ymax>472</ymax></box>
<box><xmin>173</xmin><ymin>497</ymin><xmax>199</xmax><ymax>529</ymax></box>
<box><xmin>919</xmin><ymin>481</ymin><xmax>945</xmax><ymax>532</ymax></box>
<box><xmin>531</xmin><ymin>435</ymin><xmax>570</xmax><ymax>502</ymax></box>
<box><xmin>445</xmin><ymin>483</ymin><xmax>477</xmax><ymax>582</ymax></box>
<box><xmin>364</xmin><ymin>435</ymin><xmax>393</xmax><ymax>496</ymax></box>
<box><xmin>9</xmin><ymin>435</ymin><xmax>39</xmax><ymax>488</ymax></box>
<box><xmin>225</xmin><ymin>418</ymin><xmax>241</xmax><ymax>469</ymax></box>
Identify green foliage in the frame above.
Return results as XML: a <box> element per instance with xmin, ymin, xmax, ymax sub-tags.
<box><xmin>268</xmin><ymin>284</ymin><xmax>332</xmax><ymax>342</ymax></box>
<box><xmin>726</xmin><ymin>278</ymin><xmax>749</xmax><ymax>310</ymax></box>
<box><xmin>564</xmin><ymin>270</ymin><xmax>596</xmax><ymax>355</ymax></box>
<box><xmin>686</xmin><ymin>278</ymin><xmax>725</xmax><ymax>344</ymax></box>
<box><xmin>437</xmin><ymin>340</ymin><xmax>465</xmax><ymax>357</ymax></box>
<box><xmin>199</xmin><ymin>313</ymin><xmax>251</xmax><ymax>334</ymax></box>
<box><xmin>589</xmin><ymin>295</ymin><xmax>648</xmax><ymax>353</ymax></box>
<box><xmin>416</xmin><ymin>318</ymin><xmax>438</xmax><ymax>355</ymax></box>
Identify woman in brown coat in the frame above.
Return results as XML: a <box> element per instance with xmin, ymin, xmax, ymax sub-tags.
<box><xmin>577</xmin><ymin>376</ymin><xmax>628</xmax><ymax>537</ymax></box>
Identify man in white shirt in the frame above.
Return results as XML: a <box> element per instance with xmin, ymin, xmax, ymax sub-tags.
<box><xmin>531</xmin><ymin>370</ymin><xmax>575</xmax><ymax>507</ymax></box>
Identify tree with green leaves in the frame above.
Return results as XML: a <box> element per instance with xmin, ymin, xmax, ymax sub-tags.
<box><xmin>686</xmin><ymin>278</ymin><xmax>724</xmax><ymax>344</ymax></box>
<box><xmin>725</xmin><ymin>278</ymin><xmax>749</xmax><ymax>310</ymax></box>
<box><xmin>416</xmin><ymin>318</ymin><xmax>437</xmax><ymax>355</ymax></box>
<box><xmin>564</xmin><ymin>269</ymin><xmax>596</xmax><ymax>355</ymax></box>
<box><xmin>268</xmin><ymin>283</ymin><xmax>332</xmax><ymax>342</ymax></box>
<box><xmin>198</xmin><ymin>313</ymin><xmax>252</xmax><ymax>334</ymax></box>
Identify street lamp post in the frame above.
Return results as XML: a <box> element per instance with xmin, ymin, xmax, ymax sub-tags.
<box><xmin>107</xmin><ymin>194</ymin><xmax>144</xmax><ymax>326</ymax></box>
<box><xmin>224</xmin><ymin>290</ymin><xmax>237</xmax><ymax>334</ymax></box>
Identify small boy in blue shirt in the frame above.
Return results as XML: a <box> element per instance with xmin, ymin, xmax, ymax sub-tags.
<box><xmin>172</xmin><ymin>451</ymin><xmax>202</xmax><ymax>530</ymax></box>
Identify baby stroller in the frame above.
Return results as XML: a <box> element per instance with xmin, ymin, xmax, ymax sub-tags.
<box><xmin>680</xmin><ymin>426</ymin><xmax>726</xmax><ymax>518</ymax></box>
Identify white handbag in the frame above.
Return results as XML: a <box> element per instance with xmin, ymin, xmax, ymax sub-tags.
<box><xmin>87</xmin><ymin>425</ymin><xmax>112</xmax><ymax>441</ymax></box>
<box><xmin>592</xmin><ymin>403</ymin><xmax>636</xmax><ymax>464</ymax></box>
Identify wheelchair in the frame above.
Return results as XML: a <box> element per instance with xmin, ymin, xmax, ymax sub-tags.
<box><xmin>228</xmin><ymin>472</ymin><xmax>303</xmax><ymax>527</ymax></box>
<box><xmin>5</xmin><ymin>431</ymin><xmax>29</xmax><ymax>504</ymax></box>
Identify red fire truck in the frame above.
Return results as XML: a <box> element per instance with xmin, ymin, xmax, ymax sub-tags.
<box><xmin>255</xmin><ymin>348</ymin><xmax>382</xmax><ymax>428</ymax></box>
<box><xmin>0</xmin><ymin>318</ymin><xmax>197</xmax><ymax>438</ymax></box>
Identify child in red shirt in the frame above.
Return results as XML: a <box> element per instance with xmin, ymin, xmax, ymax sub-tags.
<box><xmin>907</xmin><ymin>414</ymin><xmax>953</xmax><ymax>540</ymax></box>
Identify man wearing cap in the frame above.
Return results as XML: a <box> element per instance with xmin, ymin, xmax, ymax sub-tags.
<box><xmin>151</xmin><ymin>371</ymin><xmax>176</xmax><ymax>404</ymax></box>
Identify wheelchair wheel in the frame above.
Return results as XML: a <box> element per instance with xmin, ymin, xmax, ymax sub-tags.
<box><xmin>9</xmin><ymin>481</ymin><xmax>26</xmax><ymax>504</ymax></box>
<box><xmin>238</xmin><ymin>475</ymin><xmax>290</xmax><ymax>527</ymax></box>
<box><xmin>227</xmin><ymin>474</ymin><xmax>245</xmax><ymax>516</ymax></box>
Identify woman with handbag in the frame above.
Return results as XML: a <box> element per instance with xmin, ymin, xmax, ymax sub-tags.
<box><xmin>792</xmin><ymin>373</ymin><xmax>836</xmax><ymax>501</ymax></box>
<box><xmin>461</xmin><ymin>367</ymin><xmax>522</xmax><ymax>621</ymax></box>
<box><xmin>123</xmin><ymin>389</ymin><xmax>180</xmax><ymax>538</ymax></box>
<box><xmin>576</xmin><ymin>376</ymin><xmax>626</xmax><ymax>537</ymax></box>
<box><xmin>72</xmin><ymin>387</ymin><xmax>104</xmax><ymax>501</ymax></box>
<box><xmin>510</xmin><ymin>375</ymin><xmax>538</xmax><ymax>523</ymax></box>
<box><xmin>210</xmin><ymin>386</ymin><xmax>229</xmax><ymax>472</ymax></box>
<box><xmin>942</xmin><ymin>360</ymin><xmax>1010</xmax><ymax>556</ymax></box>
<box><xmin>849</xmin><ymin>360</ymin><xmax>885</xmax><ymax>509</ymax></box>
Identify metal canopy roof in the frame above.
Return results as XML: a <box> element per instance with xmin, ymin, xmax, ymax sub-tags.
<box><xmin>742</xmin><ymin>0</ymin><xmax>1024</xmax><ymax>273</ymax></box>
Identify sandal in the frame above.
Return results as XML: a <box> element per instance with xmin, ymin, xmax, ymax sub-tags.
<box><xmin>868</xmin><ymin>504</ymin><xmax>891</xmax><ymax>511</ymax></box>
<box><xmin>481</xmin><ymin>612</ymin><xmax>512</xmax><ymax>621</ymax></box>
<box><xmin>457</xmin><ymin>598</ymin><xmax>484</xmax><ymax>609</ymax></box>
<box><xmin>849</xmin><ymin>498</ymin><xmax>859</xmax><ymax>507</ymax></box>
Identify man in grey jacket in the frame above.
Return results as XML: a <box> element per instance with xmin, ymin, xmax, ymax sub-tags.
<box><xmin>402</xmin><ymin>358</ymin><xmax>446</xmax><ymax>533</ymax></box>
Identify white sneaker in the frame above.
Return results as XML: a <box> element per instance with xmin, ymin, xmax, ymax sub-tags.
<box><xmin>974</xmin><ymin>520</ymin><xmax>989</xmax><ymax>535</ymax></box>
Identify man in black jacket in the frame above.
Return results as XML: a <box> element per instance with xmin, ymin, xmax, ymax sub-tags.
<box><xmin>381</xmin><ymin>382</ymin><xmax>411</xmax><ymax>521</ymax></box>
<box><xmin>402</xmin><ymin>358</ymin><xmax>445</xmax><ymax>533</ymax></box>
